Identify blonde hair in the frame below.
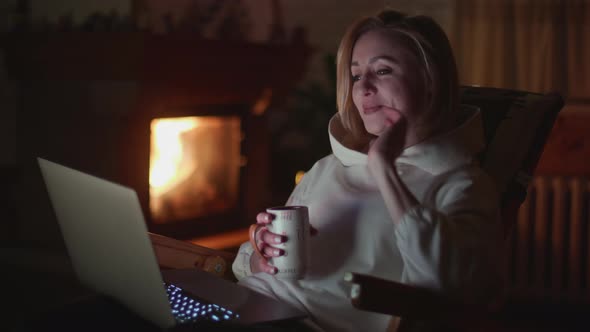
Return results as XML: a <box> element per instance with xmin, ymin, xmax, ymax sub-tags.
<box><xmin>336</xmin><ymin>10</ymin><xmax>459</xmax><ymax>146</ymax></box>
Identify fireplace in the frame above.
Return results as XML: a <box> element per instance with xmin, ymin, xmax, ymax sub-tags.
<box><xmin>126</xmin><ymin>102</ymin><xmax>256</xmax><ymax>240</ymax></box>
<box><xmin>123</xmin><ymin>94</ymin><xmax>272</xmax><ymax>240</ymax></box>
<box><xmin>115</xmin><ymin>36</ymin><xmax>309</xmax><ymax>241</ymax></box>
<box><xmin>5</xmin><ymin>32</ymin><xmax>310</xmax><ymax>242</ymax></box>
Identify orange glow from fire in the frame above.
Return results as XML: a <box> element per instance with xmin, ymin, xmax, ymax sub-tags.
<box><xmin>150</xmin><ymin>117</ymin><xmax>199</xmax><ymax>196</ymax></box>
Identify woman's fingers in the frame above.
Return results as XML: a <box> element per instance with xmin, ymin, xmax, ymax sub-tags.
<box><xmin>260</xmin><ymin>228</ymin><xmax>286</xmax><ymax>245</ymax></box>
<box><xmin>260</xmin><ymin>243</ymin><xmax>284</xmax><ymax>257</ymax></box>
<box><xmin>254</xmin><ymin>230</ymin><xmax>284</xmax><ymax>258</ymax></box>
<box><xmin>254</xmin><ymin>243</ymin><xmax>280</xmax><ymax>275</ymax></box>
<box><xmin>256</xmin><ymin>212</ymin><xmax>275</xmax><ymax>225</ymax></box>
<box><xmin>252</xmin><ymin>252</ymin><xmax>278</xmax><ymax>274</ymax></box>
<box><xmin>368</xmin><ymin>114</ymin><xmax>408</xmax><ymax>166</ymax></box>
<box><xmin>380</xmin><ymin>107</ymin><xmax>403</xmax><ymax>125</ymax></box>
<box><xmin>250</xmin><ymin>211</ymin><xmax>285</xmax><ymax>275</ymax></box>
<box><xmin>257</xmin><ymin>257</ymin><xmax>278</xmax><ymax>274</ymax></box>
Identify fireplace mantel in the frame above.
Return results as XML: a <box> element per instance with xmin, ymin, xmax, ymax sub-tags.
<box><xmin>3</xmin><ymin>32</ymin><xmax>310</xmax><ymax>105</ymax></box>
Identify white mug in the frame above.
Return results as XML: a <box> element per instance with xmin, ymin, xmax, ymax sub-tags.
<box><xmin>250</xmin><ymin>206</ymin><xmax>310</xmax><ymax>279</ymax></box>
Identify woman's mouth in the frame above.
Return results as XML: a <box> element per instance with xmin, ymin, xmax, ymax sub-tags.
<box><xmin>363</xmin><ymin>105</ymin><xmax>382</xmax><ymax>114</ymax></box>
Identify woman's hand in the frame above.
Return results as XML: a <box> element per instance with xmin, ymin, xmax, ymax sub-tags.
<box><xmin>366</xmin><ymin>108</ymin><xmax>418</xmax><ymax>224</ymax></box>
<box><xmin>249</xmin><ymin>212</ymin><xmax>285</xmax><ymax>275</ymax></box>
<box><xmin>249</xmin><ymin>212</ymin><xmax>319</xmax><ymax>275</ymax></box>
<box><xmin>367</xmin><ymin>108</ymin><xmax>407</xmax><ymax>172</ymax></box>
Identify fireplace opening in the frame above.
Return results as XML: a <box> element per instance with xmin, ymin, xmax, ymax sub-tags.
<box><xmin>124</xmin><ymin>103</ymin><xmax>261</xmax><ymax>241</ymax></box>
<box><xmin>149</xmin><ymin>115</ymin><xmax>243</xmax><ymax>224</ymax></box>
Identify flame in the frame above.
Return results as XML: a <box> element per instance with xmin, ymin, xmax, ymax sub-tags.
<box><xmin>149</xmin><ymin>117</ymin><xmax>199</xmax><ymax>196</ymax></box>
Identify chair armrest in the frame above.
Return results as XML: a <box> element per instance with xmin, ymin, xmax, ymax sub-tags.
<box><xmin>343</xmin><ymin>272</ymin><xmax>484</xmax><ymax>322</ymax></box>
<box><xmin>148</xmin><ymin>232</ymin><xmax>237</xmax><ymax>281</ymax></box>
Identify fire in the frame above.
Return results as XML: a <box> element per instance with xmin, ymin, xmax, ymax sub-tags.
<box><xmin>149</xmin><ymin>117</ymin><xmax>200</xmax><ymax>196</ymax></box>
<box><xmin>149</xmin><ymin>115</ymin><xmax>241</xmax><ymax>223</ymax></box>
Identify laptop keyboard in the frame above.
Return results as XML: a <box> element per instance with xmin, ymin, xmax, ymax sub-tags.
<box><xmin>165</xmin><ymin>283</ymin><xmax>240</xmax><ymax>324</ymax></box>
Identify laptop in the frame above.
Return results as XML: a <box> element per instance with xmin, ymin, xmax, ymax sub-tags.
<box><xmin>37</xmin><ymin>157</ymin><xmax>306</xmax><ymax>329</ymax></box>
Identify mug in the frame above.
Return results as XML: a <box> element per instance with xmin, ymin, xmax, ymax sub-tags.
<box><xmin>250</xmin><ymin>206</ymin><xmax>310</xmax><ymax>279</ymax></box>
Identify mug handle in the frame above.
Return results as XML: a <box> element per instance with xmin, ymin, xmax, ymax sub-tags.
<box><xmin>249</xmin><ymin>224</ymin><xmax>267</xmax><ymax>258</ymax></box>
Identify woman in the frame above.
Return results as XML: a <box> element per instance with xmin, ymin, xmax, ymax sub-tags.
<box><xmin>232</xmin><ymin>10</ymin><xmax>503</xmax><ymax>332</ymax></box>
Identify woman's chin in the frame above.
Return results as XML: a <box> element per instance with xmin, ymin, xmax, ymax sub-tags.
<box><xmin>372</xmin><ymin>129</ymin><xmax>383</xmax><ymax>137</ymax></box>
<box><xmin>365</xmin><ymin>126</ymin><xmax>387</xmax><ymax>137</ymax></box>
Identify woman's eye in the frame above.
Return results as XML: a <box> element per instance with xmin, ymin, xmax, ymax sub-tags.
<box><xmin>376</xmin><ymin>68</ymin><xmax>392</xmax><ymax>75</ymax></box>
<box><xmin>351</xmin><ymin>75</ymin><xmax>361</xmax><ymax>82</ymax></box>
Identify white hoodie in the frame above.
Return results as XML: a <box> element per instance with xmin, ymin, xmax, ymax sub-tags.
<box><xmin>232</xmin><ymin>106</ymin><xmax>503</xmax><ymax>331</ymax></box>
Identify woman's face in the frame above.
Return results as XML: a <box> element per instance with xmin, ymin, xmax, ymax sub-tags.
<box><xmin>351</xmin><ymin>29</ymin><xmax>428</xmax><ymax>137</ymax></box>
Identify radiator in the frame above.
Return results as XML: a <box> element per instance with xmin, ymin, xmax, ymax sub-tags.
<box><xmin>508</xmin><ymin>176</ymin><xmax>590</xmax><ymax>297</ymax></box>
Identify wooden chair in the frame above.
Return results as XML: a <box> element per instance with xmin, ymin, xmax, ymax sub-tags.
<box><xmin>343</xmin><ymin>86</ymin><xmax>565</xmax><ymax>331</ymax></box>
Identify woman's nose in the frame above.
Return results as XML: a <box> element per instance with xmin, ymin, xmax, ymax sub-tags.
<box><xmin>361</xmin><ymin>75</ymin><xmax>376</xmax><ymax>95</ymax></box>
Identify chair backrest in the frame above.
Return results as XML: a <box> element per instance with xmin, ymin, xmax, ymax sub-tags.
<box><xmin>460</xmin><ymin>86</ymin><xmax>564</xmax><ymax>237</ymax></box>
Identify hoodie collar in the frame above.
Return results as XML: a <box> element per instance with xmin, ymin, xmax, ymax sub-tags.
<box><xmin>328</xmin><ymin>105</ymin><xmax>484</xmax><ymax>175</ymax></box>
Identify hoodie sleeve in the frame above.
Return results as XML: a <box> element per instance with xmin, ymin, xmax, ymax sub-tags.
<box><xmin>231</xmin><ymin>242</ymin><xmax>255</xmax><ymax>280</ymax></box>
<box><xmin>394</xmin><ymin>166</ymin><xmax>504</xmax><ymax>303</ymax></box>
